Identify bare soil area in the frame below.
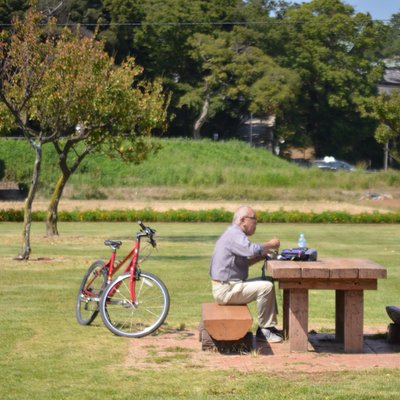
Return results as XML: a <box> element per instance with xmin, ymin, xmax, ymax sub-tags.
<box><xmin>1</xmin><ymin>198</ymin><xmax>400</xmax><ymax>213</ymax></box>
<box><xmin>126</xmin><ymin>328</ymin><xmax>400</xmax><ymax>373</ymax></box>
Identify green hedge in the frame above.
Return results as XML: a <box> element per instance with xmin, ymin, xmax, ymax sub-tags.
<box><xmin>1</xmin><ymin>208</ymin><xmax>400</xmax><ymax>223</ymax></box>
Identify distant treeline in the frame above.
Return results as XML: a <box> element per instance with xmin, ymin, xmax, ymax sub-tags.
<box><xmin>2</xmin><ymin>1</ymin><xmax>400</xmax><ymax>166</ymax></box>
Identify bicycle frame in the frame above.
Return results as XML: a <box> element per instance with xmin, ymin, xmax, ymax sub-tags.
<box><xmin>83</xmin><ymin>231</ymin><xmax>147</xmax><ymax>303</ymax></box>
<box><xmin>105</xmin><ymin>244</ymin><xmax>137</xmax><ymax>284</ymax></box>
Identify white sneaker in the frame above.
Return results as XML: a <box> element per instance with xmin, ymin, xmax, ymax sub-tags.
<box><xmin>256</xmin><ymin>327</ymin><xmax>283</xmax><ymax>343</ymax></box>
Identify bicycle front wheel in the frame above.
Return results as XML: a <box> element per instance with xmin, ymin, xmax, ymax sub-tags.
<box><xmin>99</xmin><ymin>271</ymin><xmax>170</xmax><ymax>338</ymax></box>
<box><xmin>76</xmin><ymin>260</ymin><xmax>107</xmax><ymax>325</ymax></box>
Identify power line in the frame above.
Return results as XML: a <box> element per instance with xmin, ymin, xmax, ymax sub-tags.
<box><xmin>0</xmin><ymin>18</ymin><xmax>392</xmax><ymax>27</ymax></box>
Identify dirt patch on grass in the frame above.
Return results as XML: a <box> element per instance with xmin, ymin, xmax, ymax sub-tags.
<box><xmin>125</xmin><ymin>328</ymin><xmax>400</xmax><ymax>373</ymax></box>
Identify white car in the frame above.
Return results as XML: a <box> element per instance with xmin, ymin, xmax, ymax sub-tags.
<box><xmin>312</xmin><ymin>157</ymin><xmax>355</xmax><ymax>171</ymax></box>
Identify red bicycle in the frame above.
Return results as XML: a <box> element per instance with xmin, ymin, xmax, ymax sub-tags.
<box><xmin>75</xmin><ymin>221</ymin><xmax>170</xmax><ymax>338</ymax></box>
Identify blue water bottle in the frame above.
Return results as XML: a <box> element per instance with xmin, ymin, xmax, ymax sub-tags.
<box><xmin>298</xmin><ymin>233</ymin><xmax>307</xmax><ymax>248</ymax></box>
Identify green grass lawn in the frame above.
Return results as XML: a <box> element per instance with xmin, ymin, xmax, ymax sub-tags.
<box><xmin>1</xmin><ymin>221</ymin><xmax>400</xmax><ymax>399</ymax></box>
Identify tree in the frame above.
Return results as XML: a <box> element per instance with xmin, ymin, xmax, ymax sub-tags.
<box><xmin>0</xmin><ymin>9</ymin><xmax>168</xmax><ymax>258</ymax></box>
<box><xmin>180</xmin><ymin>30</ymin><xmax>299</xmax><ymax>139</ymax></box>
<box><xmin>100</xmin><ymin>0</ymin><xmax>143</xmax><ymax>63</ymax></box>
<box><xmin>0</xmin><ymin>0</ymin><xmax>29</xmax><ymax>24</ymax></box>
<box><xmin>268</xmin><ymin>0</ymin><xmax>386</xmax><ymax>161</ymax></box>
<box><xmin>0</xmin><ymin>10</ymin><xmax>59</xmax><ymax>259</ymax></box>
<box><xmin>130</xmin><ymin>0</ymin><xmax>256</xmax><ymax>136</ymax></box>
<box><xmin>38</xmin><ymin>31</ymin><xmax>168</xmax><ymax>236</ymax></box>
<box><xmin>381</xmin><ymin>13</ymin><xmax>400</xmax><ymax>58</ymax></box>
<box><xmin>362</xmin><ymin>89</ymin><xmax>400</xmax><ymax>168</ymax></box>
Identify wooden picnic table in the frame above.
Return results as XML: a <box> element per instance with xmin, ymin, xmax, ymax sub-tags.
<box><xmin>267</xmin><ymin>258</ymin><xmax>387</xmax><ymax>353</ymax></box>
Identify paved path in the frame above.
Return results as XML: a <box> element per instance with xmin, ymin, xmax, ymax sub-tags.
<box><xmin>0</xmin><ymin>199</ymin><xmax>394</xmax><ymax>214</ymax></box>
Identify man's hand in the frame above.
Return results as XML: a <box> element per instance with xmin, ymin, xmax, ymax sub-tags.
<box><xmin>261</xmin><ymin>238</ymin><xmax>280</xmax><ymax>256</ymax></box>
<box><xmin>265</xmin><ymin>238</ymin><xmax>280</xmax><ymax>250</ymax></box>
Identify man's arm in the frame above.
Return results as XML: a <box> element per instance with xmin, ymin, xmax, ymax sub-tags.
<box><xmin>247</xmin><ymin>255</ymin><xmax>266</xmax><ymax>266</ymax></box>
<box><xmin>248</xmin><ymin>238</ymin><xmax>280</xmax><ymax>266</ymax></box>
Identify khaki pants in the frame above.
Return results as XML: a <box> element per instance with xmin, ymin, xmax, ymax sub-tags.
<box><xmin>212</xmin><ymin>279</ymin><xmax>277</xmax><ymax>328</ymax></box>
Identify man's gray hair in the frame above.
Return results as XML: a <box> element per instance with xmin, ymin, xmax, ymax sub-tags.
<box><xmin>232</xmin><ymin>206</ymin><xmax>251</xmax><ymax>224</ymax></box>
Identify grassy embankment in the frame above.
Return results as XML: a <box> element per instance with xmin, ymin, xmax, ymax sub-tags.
<box><xmin>1</xmin><ymin>137</ymin><xmax>399</xmax><ymax>202</ymax></box>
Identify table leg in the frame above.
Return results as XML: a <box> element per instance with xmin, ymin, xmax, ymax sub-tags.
<box><xmin>283</xmin><ymin>289</ymin><xmax>290</xmax><ymax>340</ymax></box>
<box><xmin>343</xmin><ymin>290</ymin><xmax>364</xmax><ymax>353</ymax></box>
<box><xmin>336</xmin><ymin>290</ymin><xmax>364</xmax><ymax>352</ymax></box>
<box><xmin>335</xmin><ymin>290</ymin><xmax>345</xmax><ymax>343</ymax></box>
<box><xmin>288</xmin><ymin>289</ymin><xmax>308</xmax><ymax>352</ymax></box>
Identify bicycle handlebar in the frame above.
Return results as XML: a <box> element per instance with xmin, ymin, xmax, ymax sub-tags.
<box><xmin>137</xmin><ymin>221</ymin><xmax>157</xmax><ymax>247</ymax></box>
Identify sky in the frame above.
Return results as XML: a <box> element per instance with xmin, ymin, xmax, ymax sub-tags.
<box><xmin>300</xmin><ymin>1</ymin><xmax>400</xmax><ymax>21</ymax></box>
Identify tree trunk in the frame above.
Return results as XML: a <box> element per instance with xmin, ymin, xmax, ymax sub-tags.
<box><xmin>46</xmin><ymin>172</ymin><xmax>69</xmax><ymax>236</ymax></box>
<box><xmin>46</xmin><ymin>141</ymin><xmax>91</xmax><ymax>236</ymax></box>
<box><xmin>15</xmin><ymin>142</ymin><xmax>42</xmax><ymax>260</ymax></box>
<box><xmin>193</xmin><ymin>94</ymin><xmax>210</xmax><ymax>140</ymax></box>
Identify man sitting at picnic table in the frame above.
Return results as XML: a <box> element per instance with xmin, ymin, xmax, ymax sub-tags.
<box><xmin>209</xmin><ymin>205</ymin><xmax>283</xmax><ymax>343</ymax></box>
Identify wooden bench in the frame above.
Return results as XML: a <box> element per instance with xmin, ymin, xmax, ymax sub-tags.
<box><xmin>200</xmin><ymin>303</ymin><xmax>253</xmax><ymax>352</ymax></box>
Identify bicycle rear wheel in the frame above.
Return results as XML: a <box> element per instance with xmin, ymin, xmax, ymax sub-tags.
<box><xmin>99</xmin><ymin>271</ymin><xmax>170</xmax><ymax>338</ymax></box>
<box><xmin>76</xmin><ymin>260</ymin><xmax>107</xmax><ymax>325</ymax></box>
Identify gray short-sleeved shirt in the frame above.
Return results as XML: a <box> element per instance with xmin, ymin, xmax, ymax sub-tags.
<box><xmin>209</xmin><ymin>224</ymin><xmax>264</xmax><ymax>281</ymax></box>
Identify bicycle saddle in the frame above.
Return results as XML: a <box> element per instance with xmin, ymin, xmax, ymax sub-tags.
<box><xmin>104</xmin><ymin>240</ymin><xmax>122</xmax><ymax>249</ymax></box>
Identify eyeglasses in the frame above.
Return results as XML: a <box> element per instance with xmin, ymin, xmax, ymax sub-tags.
<box><xmin>244</xmin><ymin>215</ymin><xmax>257</xmax><ymax>221</ymax></box>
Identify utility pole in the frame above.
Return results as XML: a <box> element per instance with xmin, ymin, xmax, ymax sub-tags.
<box><xmin>249</xmin><ymin>113</ymin><xmax>253</xmax><ymax>146</ymax></box>
<box><xmin>384</xmin><ymin>141</ymin><xmax>389</xmax><ymax>170</ymax></box>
